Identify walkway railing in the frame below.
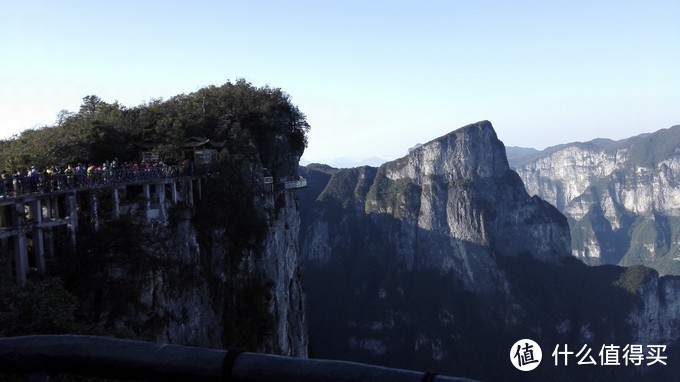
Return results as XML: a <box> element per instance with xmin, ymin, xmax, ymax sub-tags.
<box><xmin>0</xmin><ymin>165</ymin><xmax>193</xmax><ymax>199</ymax></box>
<box><xmin>282</xmin><ymin>178</ymin><xmax>307</xmax><ymax>190</ymax></box>
<box><xmin>0</xmin><ymin>335</ymin><xmax>479</xmax><ymax>382</ymax></box>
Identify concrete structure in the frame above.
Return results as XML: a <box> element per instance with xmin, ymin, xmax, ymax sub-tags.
<box><xmin>0</xmin><ymin>175</ymin><xmax>202</xmax><ymax>287</ymax></box>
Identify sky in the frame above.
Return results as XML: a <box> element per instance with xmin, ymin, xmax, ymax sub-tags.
<box><xmin>1</xmin><ymin>0</ymin><xmax>679</xmax><ymax>164</ymax></box>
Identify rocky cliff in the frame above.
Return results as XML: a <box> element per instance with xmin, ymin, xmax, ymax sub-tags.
<box><xmin>0</xmin><ymin>81</ymin><xmax>310</xmax><ymax>358</ymax></box>
<box><xmin>144</xmin><ymin>180</ymin><xmax>308</xmax><ymax>355</ymax></box>
<box><xmin>627</xmin><ymin>268</ymin><xmax>680</xmax><ymax>344</ymax></box>
<box><xmin>136</xmin><ymin>132</ymin><xmax>308</xmax><ymax>356</ymax></box>
<box><xmin>303</xmin><ymin>121</ymin><xmax>569</xmax><ymax>288</ymax></box>
<box><xmin>511</xmin><ymin>126</ymin><xmax>680</xmax><ymax>275</ymax></box>
<box><xmin>54</xmin><ymin>134</ymin><xmax>310</xmax><ymax>357</ymax></box>
<box><xmin>299</xmin><ymin>121</ymin><xmax>680</xmax><ymax>381</ymax></box>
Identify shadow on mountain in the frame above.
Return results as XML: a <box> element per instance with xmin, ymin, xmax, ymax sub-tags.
<box><xmin>301</xmin><ymin>202</ymin><xmax>678</xmax><ymax>381</ymax></box>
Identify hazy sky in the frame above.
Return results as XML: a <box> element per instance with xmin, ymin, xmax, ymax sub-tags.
<box><xmin>1</xmin><ymin>1</ymin><xmax>678</xmax><ymax>163</ymax></box>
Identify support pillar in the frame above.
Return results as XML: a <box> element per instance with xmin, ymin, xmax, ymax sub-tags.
<box><xmin>14</xmin><ymin>201</ymin><xmax>28</xmax><ymax>287</ymax></box>
<box><xmin>90</xmin><ymin>192</ymin><xmax>99</xmax><ymax>231</ymax></box>
<box><xmin>30</xmin><ymin>199</ymin><xmax>45</xmax><ymax>274</ymax></box>
<box><xmin>112</xmin><ymin>188</ymin><xmax>120</xmax><ymax>219</ymax></box>
<box><xmin>170</xmin><ymin>182</ymin><xmax>178</xmax><ymax>203</ymax></box>
<box><xmin>46</xmin><ymin>228</ymin><xmax>55</xmax><ymax>260</ymax></box>
<box><xmin>53</xmin><ymin>196</ymin><xmax>60</xmax><ymax>219</ymax></box>
<box><xmin>0</xmin><ymin>205</ymin><xmax>8</xmax><ymax>228</ymax></box>
<box><xmin>187</xmin><ymin>179</ymin><xmax>194</xmax><ymax>206</ymax></box>
<box><xmin>2</xmin><ymin>237</ymin><xmax>10</xmax><ymax>277</ymax></box>
<box><xmin>155</xmin><ymin>183</ymin><xmax>165</xmax><ymax>220</ymax></box>
<box><xmin>143</xmin><ymin>184</ymin><xmax>151</xmax><ymax>221</ymax></box>
<box><xmin>67</xmin><ymin>193</ymin><xmax>78</xmax><ymax>247</ymax></box>
<box><xmin>196</xmin><ymin>178</ymin><xmax>202</xmax><ymax>200</ymax></box>
<box><xmin>43</xmin><ymin>197</ymin><xmax>51</xmax><ymax>220</ymax></box>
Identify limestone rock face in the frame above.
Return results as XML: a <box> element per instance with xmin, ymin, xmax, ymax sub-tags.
<box><xmin>381</xmin><ymin>121</ymin><xmax>569</xmax><ymax>265</ymax></box>
<box><xmin>629</xmin><ymin>272</ymin><xmax>680</xmax><ymax>344</ymax></box>
<box><xmin>517</xmin><ymin>144</ymin><xmax>625</xmax><ymax>212</ymax></box>
<box><xmin>298</xmin><ymin>121</ymin><xmax>572</xmax><ymax>376</ymax></box>
<box><xmin>299</xmin><ymin>122</ymin><xmax>680</xmax><ymax>380</ymax></box>
<box><xmin>511</xmin><ymin>126</ymin><xmax>680</xmax><ymax>275</ymax></box>
<box><xmin>112</xmin><ymin>132</ymin><xmax>308</xmax><ymax>357</ymax></box>
<box><xmin>258</xmin><ymin>190</ymin><xmax>308</xmax><ymax>356</ymax></box>
<box><xmin>303</xmin><ymin>120</ymin><xmax>570</xmax><ymax>290</ymax></box>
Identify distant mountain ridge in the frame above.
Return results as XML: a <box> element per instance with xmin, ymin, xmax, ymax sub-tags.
<box><xmin>505</xmin><ymin>146</ymin><xmax>539</xmax><ymax>162</ymax></box>
<box><xmin>301</xmin><ymin>156</ymin><xmax>395</xmax><ymax>168</ymax></box>
<box><xmin>512</xmin><ymin>125</ymin><xmax>680</xmax><ymax>275</ymax></box>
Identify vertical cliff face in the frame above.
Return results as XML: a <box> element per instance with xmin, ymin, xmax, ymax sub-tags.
<box><xmin>298</xmin><ymin>121</ymin><xmax>680</xmax><ymax>381</ymax></box>
<box><xmin>511</xmin><ymin>126</ymin><xmax>680</xmax><ymax>275</ymax></box>
<box><xmin>67</xmin><ymin>131</ymin><xmax>309</xmax><ymax>357</ymax></box>
<box><xmin>113</xmin><ymin>190</ymin><xmax>307</xmax><ymax>355</ymax></box>
<box><xmin>257</xmin><ymin>190</ymin><xmax>308</xmax><ymax>355</ymax></box>
<box><xmin>375</xmin><ymin>122</ymin><xmax>570</xmax><ymax>268</ymax></box>
<box><xmin>179</xmin><ymin>130</ymin><xmax>308</xmax><ymax>356</ymax></box>
<box><xmin>0</xmin><ymin>81</ymin><xmax>311</xmax><ymax>358</ymax></box>
<box><xmin>516</xmin><ymin>143</ymin><xmax>624</xmax><ymax>211</ymax></box>
<box><xmin>299</xmin><ymin>122</ymin><xmax>576</xmax><ymax>378</ymax></box>
<box><xmin>303</xmin><ymin>121</ymin><xmax>570</xmax><ymax>289</ymax></box>
<box><xmin>627</xmin><ymin>270</ymin><xmax>680</xmax><ymax>344</ymax></box>
<box><xmin>138</xmin><ymin>210</ymin><xmax>222</xmax><ymax>347</ymax></box>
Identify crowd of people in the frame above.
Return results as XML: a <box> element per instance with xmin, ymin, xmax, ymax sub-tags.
<box><xmin>0</xmin><ymin>159</ymin><xmax>193</xmax><ymax>198</ymax></box>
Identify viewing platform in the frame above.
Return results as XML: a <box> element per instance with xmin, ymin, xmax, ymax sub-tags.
<box><xmin>0</xmin><ymin>166</ymin><xmax>202</xmax><ymax>287</ymax></box>
<box><xmin>1</xmin><ymin>166</ymin><xmax>308</xmax><ymax>287</ymax></box>
<box><xmin>263</xmin><ymin>176</ymin><xmax>307</xmax><ymax>192</ymax></box>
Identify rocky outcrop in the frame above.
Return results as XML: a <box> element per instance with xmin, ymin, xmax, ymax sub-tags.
<box><xmin>155</xmin><ymin>136</ymin><xmax>308</xmax><ymax>356</ymax></box>
<box><xmin>257</xmin><ymin>190</ymin><xmax>308</xmax><ymax>355</ymax></box>
<box><xmin>514</xmin><ymin>143</ymin><xmax>624</xmax><ymax>212</ymax></box>
<box><xmin>511</xmin><ymin>126</ymin><xmax>680</xmax><ymax>275</ymax></box>
<box><xmin>0</xmin><ymin>81</ymin><xmax>310</xmax><ymax>361</ymax></box>
<box><xmin>82</xmin><ymin>133</ymin><xmax>308</xmax><ymax>357</ymax></box>
<box><xmin>303</xmin><ymin>121</ymin><xmax>569</xmax><ymax>290</ymax></box>
<box><xmin>628</xmin><ymin>270</ymin><xmax>680</xmax><ymax>344</ymax></box>
<box><xmin>299</xmin><ymin>121</ymin><xmax>680</xmax><ymax>381</ymax></box>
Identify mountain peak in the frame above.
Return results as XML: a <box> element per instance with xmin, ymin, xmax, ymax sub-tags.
<box><xmin>421</xmin><ymin>120</ymin><xmax>496</xmax><ymax>148</ymax></box>
<box><xmin>386</xmin><ymin>120</ymin><xmax>509</xmax><ymax>182</ymax></box>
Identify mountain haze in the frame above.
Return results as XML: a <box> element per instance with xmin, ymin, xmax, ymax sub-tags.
<box><xmin>505</xmin><ymin>146</ymin><xmax>540</xmax><ymax>162</ymax></box>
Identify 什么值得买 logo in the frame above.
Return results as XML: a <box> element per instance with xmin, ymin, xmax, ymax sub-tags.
<box><xmin>510</xmin><ymin>339</ymin><xmax>542</xmax><ymax>371</ymax></box>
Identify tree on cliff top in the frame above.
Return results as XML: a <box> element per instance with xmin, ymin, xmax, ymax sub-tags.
<box><xmin>0</xmin><ymin>79</ymin><xmax>310</xmax><ymax>171</ymax></box>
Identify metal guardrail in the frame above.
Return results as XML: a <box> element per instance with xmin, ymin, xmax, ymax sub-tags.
<box><xmin>0</xmin><ymin>165</ymin><xmax>193</xmax><ymax>199</ymax></box>
<box><xmin>283</xmin><ymin>178</ymin><xmax>307</xmax><ymax>190</ymax></box>
<box><xmin>0</xmin><ymin>335</ymin><xmax>480</xmax><ymax>382</ymax></box>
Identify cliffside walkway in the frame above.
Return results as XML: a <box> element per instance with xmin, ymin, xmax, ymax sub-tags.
<box><xmin>0</xmin><ymin>165</ymin><xmax>203</xmax><ymax>287</ymax></box>
<box><xmin>0</xmin><ymin>335</ymin><xmax>480</xmax><ymax>382</ymax></box>
<box><xmin>282</xmin><ymin>177</ymin><xmax>307</xmax><ymax>190</ymax></box>
<box><xmin>0</xmin><ymin>165</ymin><xmax>192</xmax><ymax>198</ymax></box>
<box><xmin>263</xmin><ymin>176</ymin><xmax>307</xmax><ymax>192</ymax></box>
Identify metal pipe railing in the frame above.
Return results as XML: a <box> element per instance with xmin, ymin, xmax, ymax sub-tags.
<box><xmin>282</xmin><ymin>178</ymin><xmax>307</xmax><ymax>190</ymax></box>
<box><xmin>0</xmin><ymin>335</ymin><xmax>479</xmax><ymax>382</ymax></box>
<box><xmin>0</xmin><ymin>165</ymin><xmax>193</xmax><ymax>198</ymax></box>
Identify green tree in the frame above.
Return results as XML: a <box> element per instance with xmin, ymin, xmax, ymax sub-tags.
<box><xmin>79</xmin><ymin>95</ymin><xmax>102</xmax><ymax>118</ymax></box>
<box><xmin>0</xmin><ymin>274</ymin><xmax>78</xmax><ymax>336</ymax></box>
<box><xmin>0</xmin><ymin>80</ymin><xmax>310</xmax><ymax>171</ymax></box>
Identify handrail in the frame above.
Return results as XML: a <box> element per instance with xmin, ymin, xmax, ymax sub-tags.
<box><xmin>0</xmin><ymin>165</ymin><xmax>194</xmax><ymax>199</ymax></box>
<box><xmin>283</xmin><ymin>178</ymin><xmax>307</xmax><ymax>190</ymax></box>
<box><xmin>0</xmin><ymin>335</ymin><xmax>479</xmax><ymax>382</ymax></box>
